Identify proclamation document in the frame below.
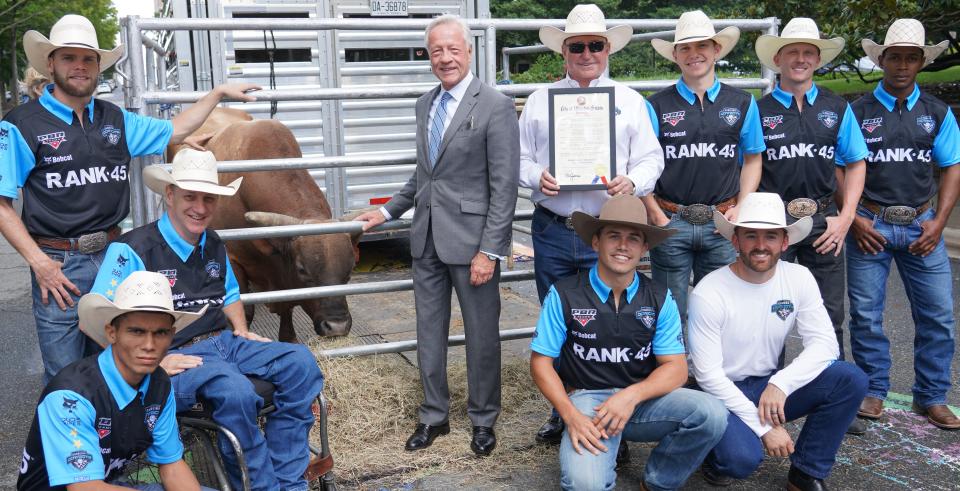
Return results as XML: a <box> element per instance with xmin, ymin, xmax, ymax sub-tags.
<box><xmin>548</xmin><ymin>87</ymin><xmax>617</xmax><ymax>191</ymax></box>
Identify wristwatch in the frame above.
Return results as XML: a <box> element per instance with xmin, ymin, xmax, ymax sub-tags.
<box><xmin>484</xmin><ymin>253</ymin><xmax>500</xmax><ymax>262</ymax></box>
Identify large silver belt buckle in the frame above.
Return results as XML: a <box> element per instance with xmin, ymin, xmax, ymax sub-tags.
<box><xmin>77</xmin><ymin>231</ymin><xmax>108</xmax><ymax>254</ymax></box>
<box><xmin>787</xmin><ymin>198</ymin><xmax>818</xmax><ymax>219</ymax></box>
<box><xmin>680</xmin><ymin>204</ymin><xmax>712</xmax><ymax>225</ymax></box>
<box><xmin>882</xmin><ymin>206</ymin><xmax>917</xmax><ymax>225</ymax></box>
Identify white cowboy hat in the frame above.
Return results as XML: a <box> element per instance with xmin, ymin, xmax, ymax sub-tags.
<box><xmin>755</xmin><ymin>18</ymin><xmax>845</xmax><ymax>73</ymax></box>
<box><xmin>144</xmin><ymin>148</ymin><xmax>242</xmax><ymax>197</ymax></box>
<box><xmin>79</xmin><ymin>271</ymin><xmax>207</xmax><ymax>348</ymax></box>
<box><xmin>862</xmin><ymin>18</ymin><xmax>948</xmax><ymax>67</ymax></box>
<box><xmin>714</xmin><ymin>192</ymin><xmax>812</xmax><ymax>246</ymax></box>
<box><xmin>571</xmin><ymin>194</ymin><xmax>677</xmax><ymax>249</ymax></box>
<box><xmin>651</xmin><ymin>10</ymin><xmax>740</xmax><ymax>63</ymax></box>
<box><xmin>23</xmin><ymin>14</ymin><xmax>124</xmax><ymax>78</ymax></box>
<box><xmin>539</xmin><ymin>4</ymin><xmax>633</xmax><ymax>54</ymax></box>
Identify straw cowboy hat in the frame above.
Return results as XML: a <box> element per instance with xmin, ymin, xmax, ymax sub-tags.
<box><xmin>144</xmin><ymin>149</ymin><xmax>242</xmax><ymax>197</ymax></box>
<box><xmin>714</xmin><ymin>193</ymin><xmax>812</xmax><ymax>246</ymax></box>
<box><xmin>23</xmin><ymin>14</ymin><xmax>124</xmax><ymax>78</ymax></box>
<box><xmin>862</xmin><ymin>18</ymin><xmax>949</xmax><ymax>67</ymax></box>
<box><xmin>539</xmin><ymin>4</ymin><xmax>633</xmax><ymax>54</ymax></box>
<box><xmin>79</xmin><ymin>271</ymin><xmax>207</xmax><ymax>348</ymax></box>
<box><xmin>571</xmin><ymin>194</ymin><xmax>677</xmax><ymax>248</ymax></box>
<box><xmin>755</xmin><ymin>18</ymin><xmax>845</xmax><ymax>73</ymax></box>
<box><xmin>651</xmin><ymin>10</ymin><xmax>740</xmax><ymax>62</ymax></box>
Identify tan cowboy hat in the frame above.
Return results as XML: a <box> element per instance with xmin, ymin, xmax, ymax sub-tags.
<box><xmin>862</xmin><ymin>18</ymin><xmax>949</xmax><ymax>67</ymax></box>
<box><xmin>79</xmin><ymin>271</ymin><xmax>207</xmax><ymax>348</ymax></box>
<box><xmin>571</xmin><ymin>194</ymin><xmax>676</xmax><ymax>248</ymax></box>
<box><xmin>651</xmin><ymin>10</ymin><xmax>740</xmax><ymax>63</ymax></box>
<box><xmin>755</xmin><ymin>18</ymin><xmax>845</xmax><ymax>73</ymax></box>
<box><xmin>144</xmin><ymin>149</ymin><xmax>242</xmax><ymax>197</ymax></box>
<box><xmin>23</xmin><ymin>14</ymin><xmax>124</xmax><ymax>78</ymax></box>
<box><xmin>714</xmin><ymin>193</ymin><xmax>812</xmax><ymax>246</ymax></box>
<box><xmin>539</xmin><ymin>4</ymin><xmax>633</xmax><ymax>54</ymax></box>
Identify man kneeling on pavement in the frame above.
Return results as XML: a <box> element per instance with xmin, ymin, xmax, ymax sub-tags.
<box><xmin>689</xmin><ymin>192</ymin><xmax>868</xmax><ymax>490</ymax></box>
<box><xmin>19</xmin><ymin>271</ymin><xmax>212</xmax><ymax>490</ymax></box>
<box><xmin>530</xmin><ymin>194</ymin><xmax>728</xmax><ymax>491</ymax></box>
<box><xmin>89</xmin><ymin>149</ymin><xmax>323</xmax><ymax>491</ymax></box>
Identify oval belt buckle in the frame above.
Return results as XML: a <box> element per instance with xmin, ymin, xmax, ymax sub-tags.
<box><xmin>883</xmin><ymin>206</ymin><xmax>916</xmax><ymax>225</ymax></box>
<box><xmin>681</xmin><ymin>204</ymin><xmax>712</xmax><ymax>225</ymax></box>
<box><xmin>787</xmin><ymin>198</ymin><xmax>817</xmax><ymax>219</ymax></box>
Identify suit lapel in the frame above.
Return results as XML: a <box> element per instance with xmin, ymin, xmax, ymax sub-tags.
<box><xmin>434</xmin><ymin>77</ymin><xmax>481</xmax><ymax>169</ymax></box>
<box><xmin>418</xmin><ymin>86</ymin><xmax>440</xmax><ymax>172</ymax></box>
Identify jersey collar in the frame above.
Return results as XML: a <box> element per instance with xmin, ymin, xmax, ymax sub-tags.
<box><xmin>38</xmin><ymin>83</ymin><xmax>95</xmax><ymax>125</ymax></box>
<box><xmin>676</xmin><ymin>77</ymin><xmax>721</xmax><ymax>105</ymax></box>
<box><xmin>772</xmin><ymin>83</ymin><xmax>819</xmax><ymax>109</ymax></box>
<box><xmin>873</xmin><ymin>82</ymin><xmax>920</xmax><ymax>112</ymax></box>
<box><xmin>589</xmin><ymin>264</ymin><xmax>640</xmax><ymax>305</ymax></box>
<box><xmin>159</xmin><ymin>211</ymin><xmax>208</xmax><ymax>262</ymax></box>
<box><xmin>98</xmin><ymin>345</ymin><xmax>152</xmax><ymax>410</ymax></box>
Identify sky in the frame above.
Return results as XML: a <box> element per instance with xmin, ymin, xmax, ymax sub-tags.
<box><xmin>114</xmin><ymin>1</ymin><xmax>155</xmax><ymax>20</ymax></box>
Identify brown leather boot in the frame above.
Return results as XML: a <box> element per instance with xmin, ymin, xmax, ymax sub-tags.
<box><xmin>912</xmin><ymin>402</ymin><xmax>960</xmax><ymax>430</ymax></box>
<box><xmin>857</xmin><ymin>396</ymin><xmax>883</xmax><ymax>419</ymax></box>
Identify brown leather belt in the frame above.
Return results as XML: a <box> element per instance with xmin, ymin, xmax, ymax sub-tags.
<box><xmin>32</xmin><ymin>226</ymin><xmax>121</xmax><ymax>254</ymax></box>
<box><xmin>859</xmin><ymin>198</ymin><xmax>931</xmax><ymax>226</ymax></box>
<box><xmin>785</xmin><ymin>195</ymin><xmax>833</xmax><ymax>219</ymax></box>
<box><xmin>655</xmin><ymin>196</ymin><xmax>737</xmax><ymax>225</ymax></box>
<box><xmin>179</xmin><ymin>329</ymin><xmax>224</xmax><ymax>349</ymax></box>
<box><xmin>537</xmin><ymin>205</ymin><xmax>575</xmax><ymax>230</ymax></box>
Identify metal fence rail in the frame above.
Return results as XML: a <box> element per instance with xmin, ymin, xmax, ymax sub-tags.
<box><xmin>319</xmin><ymin>327</ymin><xmax>536</xmax><ymax>359</ymax></box>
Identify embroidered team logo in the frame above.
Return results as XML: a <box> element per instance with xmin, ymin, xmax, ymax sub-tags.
<box><xmin>861</xmin><ymin>117</ymin><xmax>883</xmax><ymax>133</ymax></box>
<box><xmin>204</xmin><ymin>260</ymin><xmax>221</xmax><ymax>279</ymax></box>
<box><xmin>917</xmin><ymin>115</ymin><xmax>935</xmax><ymax>134</ymax></box>
<box><xmin>158</xmin><ymin>269</ymin><xmax>178</xmax><ymax>287</ymax></box>
<box><xmin>67</xmin><ymin>450</ymin><xmax>93</xmax><ymax>470</ymax></box>
<box><xmin>719</xmin><ymin>107</ymin><xmax>741</xmax><ymax>126</ymax></box>
<box><xmin>771</xmin><ymin>299</ymin><xmax>795</xmax><ymax>321</ymax></box>
<box><xmin>662</xmin><ymin>111</ymin><xmax>685</xmax><ymax>127</ymax></box>
<box><xmin>37</xmin><ymin>131</ymin><xmax>67</xmax><ymax>149</ymax></box>
<box><xmin>817</xmin><ymin>110</ymin><xmax>838</xmax><ymax>129</ymax></box>
<box><xmin>62</xmin><ymin>397</ymin><xmax>78</xmax><ymax>412</ymax></box>
<box><xmin>635</xmin><ymin>307</ymin><xmax>656</xmax><ymax>329</ymax></box>
<box><xmin>0</xmin><ymin>128</ymin><xmax>7</xmax><ymax>138</ymax></box>
<box><xmin>762</xmin><ymin>115</ymin><xmax>783</xmax><ymax>130</ymax></box>
<box><xmin>96</xmin><ymin>417</ymin><xmax>111</xmax><ymax>439</ymax></box>
<box><xmin>101</xmin><ymin>125</ymin><xmax>121</xmax><ymax>146</ymax></box>
<box><xmin>144</xmin><ymin>404</ymin><xmax>161</xmax><ymax>431</ymax></box>
<box><xmin>571</xmin><ymin>309</ymin><xmax>597</xmax><ymax>327</ymax></box>
<box><xmin>116</xmin><ymin>255</ymin><xmax>128</xmax><ymax>267</ymax></box>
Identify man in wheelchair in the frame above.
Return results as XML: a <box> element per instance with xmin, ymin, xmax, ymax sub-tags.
<box><xmin>19</xmin><ymin>271</ymin><xmax>210</xmax><ymax>490</ymax></box>
<box><xmin>90</xmin><ymin>149</ymin><xmax>324</xmax><ymax>491</ymax></box>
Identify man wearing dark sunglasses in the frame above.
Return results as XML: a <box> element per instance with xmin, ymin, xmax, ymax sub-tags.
<box><xmin>518</xmin><ymin>4</ymin><xmax>664</xmax><ymax>458</ymax></box>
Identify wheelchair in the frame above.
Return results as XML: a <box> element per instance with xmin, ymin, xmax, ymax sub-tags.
<box><xmin>125</xmin><ymin>377</ymin><xmax>336</xmax><ymax>490</ymax></box>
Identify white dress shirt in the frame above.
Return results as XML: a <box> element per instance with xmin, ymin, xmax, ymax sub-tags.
<box><xmin>518</xmin><ymin>75</ymin><xmax>664</xmax><ymax>218</ymax></box>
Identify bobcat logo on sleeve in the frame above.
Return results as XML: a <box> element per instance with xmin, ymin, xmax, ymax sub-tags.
<box><xmin>144</xmin><ymin>404</ymin><xmax>161</xmax><ymax>431</ymax></box>
<box><xmin>101</xmin><ymin>125</ymin><xmax>121</xmax><ymax>146</ymax></box>
<box><xmin>771</xmin><ymin>299</ymin><xmax>795</xmax><ymax>321</ymax></box>
<box><xmin>662</xmin><ymin>111</ymin><xmax>685</xmax><ymax>127</ymax></box>
<box><xmin>635</xmin><ymin>307</ymin><xmax>656</xmax><ymax>329</ymax></box>
<box><xmin>917</xmin><ymin>115</ymin><xmax>936</xmax><ymax>134</ymax></box>
<box><xmin>719</xmin><ymin>107</ymin><xmax>741</xmax><ymax>126</ymax></box>
<box><xmin>62</xmin><ymin>397</ymin><xmax>78</xmax><ymax>412</ymax></box>
<box><xmin>762</xmin><ymin>115</ymin><xmax>783</xmax><ymax>130</ymax></box>
<box><xmin>66</xmin><ymin>450</ymin><xmax>93</xmax><ymax>470</ymax></box>
<box><xmin>571</xmin><ymin>309</ymin><xmax>597</xmax><ymax>327</ymax></box>
<box><xmin>817</xmin><ymin>110</ymin><xmax>838</xmax><ymax>129</ymax></box>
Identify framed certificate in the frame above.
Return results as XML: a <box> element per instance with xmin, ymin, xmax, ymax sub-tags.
<box><xmin>548</xmin><ymin>87</ymin><xmax>617</xmax><ymax>191</ymax></box>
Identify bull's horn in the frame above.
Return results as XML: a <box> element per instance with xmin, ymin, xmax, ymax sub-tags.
<box><xmin>244</xmin><ymin>211</ymin><xmax>304</xmax><ymax>227</ymax></box>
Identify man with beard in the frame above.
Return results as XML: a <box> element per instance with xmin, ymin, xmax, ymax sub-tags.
<box><xmin>0</xmin><ymin>15</ymin><xmax>258</xmax><ymax>382</ymax></box>
<box><xmin>688</xmin><ymin>193</ymin><xmax>867</xmax><ymax>490</ymax></box>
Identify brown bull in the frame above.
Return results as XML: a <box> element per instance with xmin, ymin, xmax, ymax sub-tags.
<box><xmin>171</xmin><ymin>108</ymin><xmax>359</xmax><ymax>342</ymax></box>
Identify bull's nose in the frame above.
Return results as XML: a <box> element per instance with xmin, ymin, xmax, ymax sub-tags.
<box><xmin>315</xmin><ymin>318</ymin><xmax>351</xmax><ymax>337</ymax></box>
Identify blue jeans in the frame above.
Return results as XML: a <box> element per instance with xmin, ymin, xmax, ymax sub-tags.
<box><xmin>705</xmin><ymin>362</ymin><xmax>867</xmax><ymax>480</ymax></box>
<box><xmin>559</xmin><ymin>388</ymin><xmax>727</xmax><ymax>491</ymax></box>
<box><xmin>649</xmin><ymin>212</ymin><xmax>736</xmax><ymax>318</ymax></box>
<box><xmin>531</xmin><ymin>206</ymin><xmax>597</xmax><ymax>303</ymax></box>
<box><xmin>846</xmin><ymin>206</ymin><xmax>955</xmax><ymax>405</ymax></box>
<box><xmin>171</xmin><ymin>332</ymin><xmax>324</xmax><ymax>491</ymax></box>
<box><xmin>31</xmin><ymin>247</ymin><xmax>104</xmax><ymax>383</ymax></box>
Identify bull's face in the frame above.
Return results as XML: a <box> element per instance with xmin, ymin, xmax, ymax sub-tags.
<box><xmin>289</xmin><ymin>230</ymin><xmax>357</xmax><ymax>337</ymax></box>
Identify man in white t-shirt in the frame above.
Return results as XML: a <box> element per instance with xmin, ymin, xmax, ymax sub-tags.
<box><xmin>688</xmin><ymin>192</ymin><xmax>867</xmax><ymax>491</ymax></box>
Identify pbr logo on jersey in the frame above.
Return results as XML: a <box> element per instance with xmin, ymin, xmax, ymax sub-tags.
<box><xmin>144</xmin><ymin>404</ymin><xmax>161</xmax><ymax>431</ymax></box>
<box><xmin>571</xmin><ymin>309</ymin><xmax>597</xmax><ymax>327</ymax></box>
<box><xmin>204</xmin><ymin>260</ymin><xmax>221</xmax><ymax>279</ymax></box>
<box><xmin>771</xmin><ymin>299</ymin><xmax>795</xmax><ymax>321</ymax></box>
<box><xmin>67</xmin><ymin>450</ymin><xmax>93</xmax><ymax>470</ymax></box>
<box><xmin>635</xmin><ymin>306</ymin><xmax>656</xmax><ymax>329</ymax></box>
<box><xmin>861</xmin><ymin>117</ymin><xmax>883</xmax><ymax>133</ymax></box>
<box><xmin>158</xmin><ymin>269</ymin><xmax>178</xmax><ymax>287</ymax></box>
<box><xmin>662</xmin><ymin>111</ymin><xmax>685</xmax><ymax>127</ymax></box>
<box><xmin>96</xmin><ymin>417</ymin><xmax>111</xmax><ymax>439</ymax></box>
<box><xmin>762</xmin><ymin>115</ymin><xmax>783</xmax><ymax>130</ymax></box>
<box><xmin>817</xmin><ymin>110</ymin><xmax>838</xmax><ymax>129</ymax></box>
<box><xmin>101</xmin><ymin>125</ymin><xmax>121</xmax><ymax>146</ymax></box>
<box><xmin>37</xmin><ymin>131</ymin><xmax>67</xmax><ymax>149</ymax></box>
<box><xmin>917</xmin><ymin>115</ymin><xmax>936</xmax><ymax>134</ymax></box>
<box><xmin>719</xmin><ymin>107</ymin><xmax>741</xmax><ymax>126</ymax></box>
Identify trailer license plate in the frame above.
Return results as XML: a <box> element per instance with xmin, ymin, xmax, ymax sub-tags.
<box><xmin>370</xmin><ymin>0</ymin><xmax>408</xmax><ymax>16</ymax></box>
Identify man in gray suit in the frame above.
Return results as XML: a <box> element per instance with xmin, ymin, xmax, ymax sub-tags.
<box><xmin>355</xmin><ymin>14</ymin><xmax>519</xmax><ymax>456</ymax></box>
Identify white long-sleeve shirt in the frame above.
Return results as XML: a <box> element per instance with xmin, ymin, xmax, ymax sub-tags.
<box><xmin>518</xmin><ymin>75</ymin><xmax>664</xmax><ymax>218</ymax></box>
<box><xmin>688</xmin><ymin>261</ymin><xmax>839</xmax><ymax>437</ymax></box>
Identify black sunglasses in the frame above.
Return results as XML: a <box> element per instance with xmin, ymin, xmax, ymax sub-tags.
<box><xmin>565</xmin><ymin>40</ymin><xmax>607</xmax><ymax>54</ymax></box>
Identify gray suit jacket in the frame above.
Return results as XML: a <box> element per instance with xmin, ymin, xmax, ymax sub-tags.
<box><xmin>385</xmin><ymin>76</ymin><xmax>519</xmax><ymax>265</ymax></box>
